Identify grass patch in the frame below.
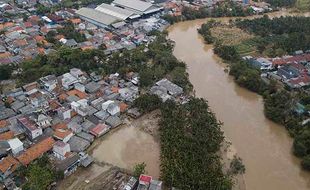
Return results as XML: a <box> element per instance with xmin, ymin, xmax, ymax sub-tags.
<box><xmin>296</xmin><ymin>0</ymin><xmax>310</xmax><ymax>11</ymax></box>
<box><xmin>210</xmin><ymin>26</ymin><xmax>254</xmax><ymax>46</ymax></box>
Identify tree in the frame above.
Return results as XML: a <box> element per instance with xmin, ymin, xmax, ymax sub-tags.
<box><xmin>264</xmin><ymin>90</ymin><xmax>292</xmax><ymax>124</ymax></box>
<box><xmin>22</xmin><ymin>155</ymin><xmax>56</xmax><ymax>190</ymax></box>
<box><xmin>133</xmin><ymin>162</ymin><xmax>146</xmax><ymax>178</ymax></box>
<box><xmin>301</xmin><ymin>155</ymin><xmax>310</xmax><ymax>171</ymax></box>
<box><xmin>230</xmin><ymin>156</ymin><xmax>245</xmax><ymax>175</ymax></box>
<box><xmin>133</xmin><ymin>94</ymin><xmax>162</xmax><ymax>113</ymax></box>
<box><xmin>159</xmin><ymin>99</ymin><xmax>232</xmax><ymax>190</ymax></box>
<box><xmin>0</xmin><ymin>65</ymin><xmax>12</xmax><ymax>80</ymax></box>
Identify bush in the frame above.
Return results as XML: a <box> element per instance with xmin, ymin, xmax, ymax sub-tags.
<box><xmin>133</xmin><ymin>94</ymin><xmax>162</xmax><ymax>113</ymax></box>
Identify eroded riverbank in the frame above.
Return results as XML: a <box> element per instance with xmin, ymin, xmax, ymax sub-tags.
<box><xmin>167</xmin><ymin>10</ymin><xmax>310</xmax><ymax>190</ymax></box>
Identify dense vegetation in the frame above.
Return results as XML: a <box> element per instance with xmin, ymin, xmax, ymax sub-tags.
<box><xmin>57</xmin><ymin>21</ymin><xmax>87</xmax><ymax>43</ymax></box>
<box><xmin>229</xmin><ymin>62</ymin><xmax>265</xmax><ymax>93</ymax></box>
<box><xmin>133</xmin><ymin>94</ymin><xmax>162</xmax><ymax>113</ymax></box>
<box><xmin>235</xmin><ymin>16</ymin><xmax>310</xmax><ymax>56</ymax></box>
<box><xmin>159</xmin><ymin>98</ymin><xmax>232</xmax><ymax>190</ymax></box>
<box><xmin>17</xmin><ymin>155</ymin><xmax>61</xmax><ymax>190</ymax></box>
<box><xmin>163</xmin><ymin>1</ymin><xmax>254</xmax><ymax>24</ymax></box>
<box><xmin>0</xmin><ymin>65</ymin><xmax>13</xmax><ymax>80</ymax></box>
<box><xmin>265</xmin><ymin>0</ymin><xmax>296</xmax><ymax>7</ymax></box>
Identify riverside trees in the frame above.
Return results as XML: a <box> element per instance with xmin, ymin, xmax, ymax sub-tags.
<box><xmin>159</xmin><ymin>98</ymin><xmax>232</xmax><ymax>190</ymax></box>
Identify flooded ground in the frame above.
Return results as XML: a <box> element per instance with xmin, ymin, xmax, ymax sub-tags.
<box><xmin>92</xmin><ymin>113</ymin><xmax>161</xmax><ymax>178</ymax></box>
<box><xmin>167</xmin><ymin>10</ymin><xmax>310</xmax><ymax>190</ymax></box>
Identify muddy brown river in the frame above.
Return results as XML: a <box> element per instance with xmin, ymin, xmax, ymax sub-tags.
<box><xmin>168</xmin><ymin>10</ymin><xmax>310</xmax><ymax>190</ymax></box>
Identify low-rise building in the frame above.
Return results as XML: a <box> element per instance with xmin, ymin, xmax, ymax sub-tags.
<box><xmin>53</xmin><ymin>141</ymin><xmax>70</xmax><ymax>160</ymax></box>
<box><xmin>7</xmin><ymin>138</ymin><xmax>23</xmax><ymax>156</ymax></box>
<box><xmin>17</xmin><ymin>116</ymin><xmax>42</xmax><ymax>140</ymax></box>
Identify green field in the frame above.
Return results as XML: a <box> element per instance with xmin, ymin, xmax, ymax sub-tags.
<box><xmin>234</xmin><ymin>39</ymin><xmax>258</xmax><ymax>56</ymax></box>
<box><xmin>296</xmin><ymin>0</ymin><xmax>310</xmax><ymax>11</ymax></box>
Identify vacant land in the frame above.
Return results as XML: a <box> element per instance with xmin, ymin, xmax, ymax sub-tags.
<box><xmin>210</xmin><ymin>26</ymin><xmax>254</xmax><ymax>46</ymax></box>
<box><xmin>210</xmin><ymin>25</ymin><xmax>257</xmax><ymax>56</ymax></box>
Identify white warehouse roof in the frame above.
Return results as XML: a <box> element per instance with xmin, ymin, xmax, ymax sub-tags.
<box><xmin>96</xmin><ymin>3</ymin><xmax>140</xmax><ymax>20</ymax></box>
<box><xmin>112</xmin><ymin>0</ymin><xmax>162</xmax><ymax>14</ymax></box>
<box><xmin>76</xmin><ymin>8</ymin><xmax>121</xmax><ymax>26</ymax></box>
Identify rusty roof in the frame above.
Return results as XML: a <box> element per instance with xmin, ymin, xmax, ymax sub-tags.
<box><xmin>17</xmin><ymin>137</ymin><xmax>55</xmax><ymax>166</ymax></box>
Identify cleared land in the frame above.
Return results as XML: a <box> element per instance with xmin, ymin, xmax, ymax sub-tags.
<box><xmin>210</xmin><ymin>25</ymin><xmax>257</xmax><ymax>56</ymax></box>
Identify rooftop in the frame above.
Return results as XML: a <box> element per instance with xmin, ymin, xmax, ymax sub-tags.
<box><xmin>17</xmin><ymin>137</ymin><xmax>55</xmax><ymax>165</ymax></box>
<box><xmin>76</xmin><ymin>8</ymin><xmax>121</xmax><ymax>26</ymax></box>
<box><xmin>0</xmin><ymin>156</ymin><xmax>19</xmax><ymax>174</ymax></box>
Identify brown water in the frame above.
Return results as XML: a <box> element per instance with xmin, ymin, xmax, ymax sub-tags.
<box><xmin>168</xmin><ymin>11</ymin><xmax>310</xmax><ymax>190</ymax></box>
<box><xmin>92</xmin><ymin>126</ymin><xmax>160</xmax><ymax>178</ymax></box>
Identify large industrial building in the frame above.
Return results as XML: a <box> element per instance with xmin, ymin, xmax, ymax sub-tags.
<box><xmin>75</xmin><ymin>0</ymin><xmax>163</xmax><ymax>29</ymax></box>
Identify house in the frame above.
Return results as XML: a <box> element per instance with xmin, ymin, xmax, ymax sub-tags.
<box><xmin>0</xmin><ymin>131</ymin><xmax>14</xmax><ymax>141</ymax></box>
<box><xmin>0</xmin><ymin>141</ymin><xmax>10</xmax><ymax>159</ymax></box>
<box><xmin>53</xmin><ymin>141</ymin><xmax>70</xmax><ymax>160</ymax></box>
<box><xmin>107</xmin><ymin>102</ymin><xmax>120</xmax><ymax>116</ymax></box>
<box><xmin>81</xmin><ymin>120</ymin><xmax>96</xmax><ymax>132</ymax></box>
<box><xmin>85</xmin><ymin>81</ymin><xmax>101</xmax><ymax>93</ymax></box>
<box><xmin>57</xmin><ymin>107</ymin><xmax>72</xmax><ymax>120</ymax></box>
<box><xmin>61</xmin><ymin>73</ymin><xmax>79</xmax><ymax>90</ymax></box>
<box><xmin>94</xmin><ymin>110</ymin><xmax>109</xmax><ymax>121</ymax></box>
<box><xmin>123</xmin><ymin>177</ymin><xmax>138</xmax><ymax>190</ymax></box>
<box><xmin>22</xmin><ymin>82</ymin><xmax>38</xmax><ymax>92</ymax></box>
<box><xmin>68</xmin><ymin>136</ymin><xmax>90</xmax><ymax>152</ymax></box>
<box><xmin>17</xmin><ymin>116</ymin><xmax>43</xmax><ymax>140</ymax></box>
<box><xmin>55</xmin><ymin>153</ymin><xmax>80</xmax><ymax>177</ymax></box>
<box><xmin>17</xmin><ymin>137</ymin><xmax>55</xmax><ymax>166</ymax></box>
<box><xmin>149</xmin><ymin>179</ymin><xmax>162</xmax><ymax>190</ymax></box>
<box><xmin>0</xmin><ymin>156</ymin><xmax>19</xmax><ymax>182</ymax></box>
<box><xmin>39</xmin><ymin>75</ymin><xmax>57</xmax><ymax>92</ymax></box>
<box><xmin>90</xmin><ymin>123</ymin><xmax>110</xmax><ymax>137</ymax></box>
<box><xmin>30</xmin><ymin>113</ymin><xmax>51</xmax><ymax>128</ymax></box>
<box><xmin>7</xmin><ymin>138</ymin><xmax>23</xmax><ymax>156</ymax></box>
<box><xmin>74</xmin><ymin>83</ymin><xmax>85</xmax><ymax>92</ymax></box>
<box><xmin>67</xmin><ymin>121</ymin><xmax>83</xmax><ymax>134</ymax></box>
<box><xmin>53</xmin><ymin>129</ymin><xmax>73</xmax><ymax>143</ymax></box>
<box><xmin>137</xmin><ymin>174</ymin><xmax>152</xmax><ymax>190</ymax></box>
<box><xmin>31</xmin><ymin>97</ymin><xmax>49</xmax><ymax>110</ymax></box>
<box><xmin>155</xmin><ymin>79</ymin><xmax>183</xmax><ymax>97</ymax></box>
<box><xmin>71</xmin><ymin>99</ymin><xmax>96</xmax><ymax>117</ymax></box>
<box><xmin>79</xmin><ymin>152</ymin><xmax>93</xmax><ymax>167</ymax></box>
<box><xmin>105</xmin><ymin>116</ymin><xmax>122</xmax><ymax>128</ymax></box>
<box><xmin>77</xmin><ymin>132</ymin><xmax>94</xmax><ymax>142</ymax></box>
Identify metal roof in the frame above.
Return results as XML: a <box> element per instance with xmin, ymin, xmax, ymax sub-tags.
<box><xmin>112</xmin><ymin>0</ymin><xmax>153</xmax><ymax>12</ymax></box>
<box><xmin>76</xmin><ymin>8</ymin><xmax>120</xmax><ymax>26</ymax></box>
<box><xmin>95</xmin><ymin>3</ymin><xmax>139</xmax><ymax>20</ymax></box>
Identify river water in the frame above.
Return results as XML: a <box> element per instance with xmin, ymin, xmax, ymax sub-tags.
<box><xmin>168</xmin><ymin>11</ymin><xmax>310</xmax><ymax>190</ymax></box>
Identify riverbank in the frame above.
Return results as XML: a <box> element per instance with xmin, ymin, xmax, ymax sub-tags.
<box><xmin>167</xmin><ymin>12</ymin><xmax>310</xmax><ymax>189</ymax></box>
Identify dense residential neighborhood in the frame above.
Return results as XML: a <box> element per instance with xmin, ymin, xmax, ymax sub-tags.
<box><xmin>0</xmin><ymin>0</ymin><xmax>309</xmax><ymax>189</ymax></box>
<box><xmin>0</xmin><ymin>65</ymin><xmax>185</xmax><ymax>189</ymax></box>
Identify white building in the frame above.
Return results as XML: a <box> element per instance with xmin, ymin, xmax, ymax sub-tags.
<box><xmin>8</xmin><ymin>138</ymin><xmax>23</xmax><ymax>155</ymax></box>
<box><xmin>53</xmin><ymin>141</ymin><xmax>71</xmax><ymax>160</ymax></box>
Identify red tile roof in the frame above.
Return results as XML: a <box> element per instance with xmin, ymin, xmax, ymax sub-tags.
<box><xmin>52</xmin><ymin>123</ymin><xmax>67</xmax><ymax>130</ymax></box>
<box><xmin>17</xmin><ymin>137</ymin><xmax>55</xmax><ymax>166</ymax></box>
<box><xmin>119</xmin><ymin>102</ymin><xmax>128</xmax><ymax>113</ymax></box>
<box><xmin>53</xmin><ymin>129</ymin><xmax>72</xmax><ymax>140</ymax></box>
<box><xmin>0</xmin><ymin>131</ymin><xmax>14</xmax><ymax>141</ymax></box>
<box><xmin>0</xmin><ymin>120</ymin><xmax>8</xmax><ymax>128</ymax></box>
<box><xmin>67</xmin><ymin>89</ymin><xmax>87</xmax><ymax>99</ymax></box>
<box><xmin>90</xmin><ymin>124</ymin><xmax>109</xmax><ymax>136</ymax></box>
<box><xmin>0</xmin><ymin>156</ymin><xmax>19</xmax><ymax>174</ymax></box>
